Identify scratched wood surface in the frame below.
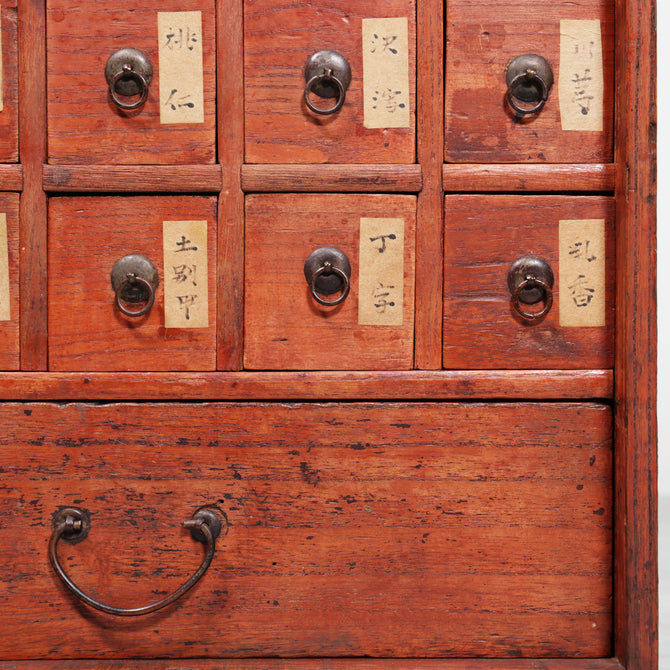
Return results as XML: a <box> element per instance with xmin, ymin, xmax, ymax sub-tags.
<box><xmin>47</xmin><ymin>197</ymin><xmax>217</xmax><ymax>371</ymax></box>
<box><xmin>46</xmin><ymin>0</ymin><xmax>216</xmax><ymax>164</ymax></box>
<box><xmin>444</xmin><ymin>0</ymin><xmax>614</xmax><ymax>162</ymax></box>
<box><xmin>0</xmin><ymin>402</ymin><xmax>612</xmax><ymax>659</ymax></box>
<box><xmin>244</xmin><ymin>0</ymin><xmax>416</xmax><ymax>163</ymax></box>
<box><xmin>0</xmin><ymin>5</ymin><xmax>18</xmax><ymax>163</ymax></box>
<box><xmin>244</xmin><ymin>194</ymin><xmax>416</xmax><ymax>370</ymax></box>
<box><xmin>0</xmin><ymin>194</ymin><xmax>19</xmax><ymax>370</ymax></box>
<box><xmin>443</xmin><ymin>195</ymin><xmax>615</xmax><ymax>369</ymax></box>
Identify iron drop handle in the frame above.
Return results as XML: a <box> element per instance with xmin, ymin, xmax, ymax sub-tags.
<box><xmin>48</xmin><ymin>506</ymin><xmax>223</xmax><ymax>617</ymax></box>
<box><xmin>105</xmin><ymin>48</ymin><xmax>153</xmax><ymax>111</ymax></box>
<box><xmin>303</xmin><ymin>247</ymin><xmax>351</xmax><ymax>306</ymax></box>
<box><xmin>303</xmin><ymin>50</ymin><xmax>352</xmax><ymax>115</ymax></box>
<box><xmin>507</xmin><ymin>255</ymin><xmax>554</xmax><ymax>321</ymax></box>
<box><xmin>110</xmin><ymin>254</ymin><xmax>159</xmax><ymax>318</ymax></box>
<box><xmin>505</xmin><ymin>54</ymin><xmax>554</xmax><ymax>117</ymax></box>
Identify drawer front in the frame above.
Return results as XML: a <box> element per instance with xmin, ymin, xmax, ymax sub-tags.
<box><xmin>444</xmin><ymin>0</ymin><xmax>614</xmax><ymax>163</ymax></box>
<box><xmin>244</xmin><ymin>0</ymin><xmax>416</xmax><ymax>164</ymax></box>
<box><xmin>0</xmin><ymin>402</ymin><xmax>612</xmax><ymax>659</ymax></box>
<box><xmin>244</xmin><ymin>194</ymin><xmax>416</xmax><ymax>370</ymax></box>
<box><xmin>0</xmin><ymin>6</ymin><xmax>18</xmax><ymax>163</ymax></box>
<box><xmin>48</xmin><ymin>196</ymin><xmax>217</xmax><ymax>371</ymax></box>
<box><xmin>443</xmin><ymin>195</ymin><xmax>615</xmax><ymax>369</ymax></box>
<box><xmin>0</xmin><ymin>194</ymin><xmax>19</xmax><ymax>370</ymax></box>
<box><xmin>46</xmin><ymin>0</ymin><xmax>216</xmax><ymax>164</ymax></box>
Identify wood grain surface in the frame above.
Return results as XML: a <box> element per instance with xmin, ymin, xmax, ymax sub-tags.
<box><xmin>244</xmin><ymin>0</ymin><xmax>416</xmax><ymax>163</ymax></box>
<box><xmin>47</xmin><ymin>196</ymin><xmax>217</xmax><ymax>371</ymax></box>
<box><xmin>0</xmin><ymin>402</ymin><xmax>612</xmax><ymax>659</ymax></box>
<box><xmin>443</xmin><ymin>195</ymin><xmax>615</xmax><ymax>369</ymax></box>
<box><xmin>46</xmin><ymin>0</ymin><xmax>216</xmax><ymax>164</ymax></box>
<box><xmin>0</xmin><ymin>4</ymin><xmax>19</xmax><ymax>163</ymax></box>
<box><xmin>444</xmin><ymin>0</ymin><xmax>614</xmax><ymax>163</ymax></box>
<box><xmin>0</xmin><ymin>194</ymin><xmax>19</xmax><ymax>370</ymax></box>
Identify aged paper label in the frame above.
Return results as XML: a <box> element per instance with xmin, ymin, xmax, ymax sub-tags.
<box><xmin>559</xmin><ymin>219</ymin><xmax>606</xmax><ymax>327</ymax></box>
<box><xmin>163</xmin><ymin>220</ymin><xmax>208</xmax><ymax>328</ymax></box>
<box><xmin>559</xmin><ymin>19</ymin><xmax>604</xmax><ymax>131</ymax></box>
<box><xmin>158</xmin><ymin>11</ymin><xmax>204</xmax><ymax>124</ymax></box>
<box><xmin>362</xmin><ymin>17</ymin><xmax>410</xmax><ymax>129</ymax></box>
<box><xmin>358</xmin><ymin>217</ymin><xmax>404</xmax><ymax>326</ymax></box>
<box><xmin>0</xmin><ymin>214</ymin><xmax>9</xmax><ymax>321</ymax></box>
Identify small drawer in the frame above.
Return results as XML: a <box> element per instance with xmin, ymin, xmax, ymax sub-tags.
<box><xmin>46</xmin><ymin>0</ymin><xmax>216</xmax><ymax>164</ymax></box>
<box><xmin>0</xmin><ymin>5</ymin><xmax>18</xmax><ymax>163</ymax></box>
<box><xmin>0</xmin><ymin>194</ymin><xmax>19</xmax><ymax>369</ymax></box>
<box><xmin>444</xmin><ymin>0</ymin><xmax>614</xmax><ymax>163</ymax></box>
<box><xmin>244</xmin><ymin>0</ymin><xmax>416</xmax><ymax>164</ymax></box>
<box><xmin>443</xmin><ymin>195</ymin><xmax>615</xmax><ymax>369</ymax></box>
<box><xmin>48</xmin><ymin>196</ymin><xmax>217</xmax><ymax>371</ymax></box>
<box><xmin>0</xmin><ymin>402</ymin><xmax>612</xmax><ymax>659</ymax></box>
<box><xmin>244</xmin><ymin>193</ymin><xmax>416</xmax><ymax>370</ymax></box>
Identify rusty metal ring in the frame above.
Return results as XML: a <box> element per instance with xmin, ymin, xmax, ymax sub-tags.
<box><xmin>109</xmin><ymin>65</ymin><xmax>150</xmax><ymax>111</ymax></box>
<box><xmin>309</xmin><ymin>261</ymin><xmax>350</xmax><ymax>306</ymax></box>
<box><xmin>48</xmin><ymin>506</ymin><xmax>222</xmax><ymax>617</ymax></box>
<box><xmin>304</xmin><ymin>69</ymin><xmax>346</xmax><ymax>115</ymax></box>
<box><xmin>511</xmin><ymin>274</ymin><xmax>553</xmax><ymax>320</ymax></box>
<box><xmin>114</xmin><ymin>273</ymin><xmax>155</xmax><ymax>318</ymax></box>
<box><xmin>507</xmin><ymin>69</ymin><xmax>549</xmax><ymax>116</ymax></box>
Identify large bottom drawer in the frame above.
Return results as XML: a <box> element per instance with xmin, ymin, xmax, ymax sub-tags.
<box><xmin>0</xmin><ymin>402</ymin><xmax>612</xmax><ymax>659</ymax></box>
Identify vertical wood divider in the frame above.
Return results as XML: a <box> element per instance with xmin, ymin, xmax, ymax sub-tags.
<box><xmin>413</xmin><ymin>0</ymin><xmax>444</xmax><ymax>369</ymax></box>
<box><xmin>217</xmin><ymin>0</ymin><xmax>245</xmax><ymax>370</ymax></box>
<box><xmin>613</xmin><ymin>0</ymin><xmax>657</xmax><ymax>666</ymax></box>
<box><xmin>18</xmin><ymin>0</ymin><xmax>48</xmax><ymax>370</ymax></box>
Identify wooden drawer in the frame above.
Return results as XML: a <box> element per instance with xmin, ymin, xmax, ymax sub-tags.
<box><xmin>443</xmin><ymin>195</ymin><xmax>615</xmax><ymax>369</ymax></box>
<box><xmin>46</xmin><ymin>0</ymin><xmax>216</xmax><ymax>164</ymax></box>
<box><xmin>0</xmin><ymin>193</ymin><xmax>19</xmax><ymax>370</ymax></box>
<box><xmin>244</xmin><ymin>0</ymin><xmax>416</xmax><ymax>164</ymax></box>
<box><xmin>48</xmin><ymin>196</ymin><xmax>217</xmax><ymax>371</ymax></box>
<box><xmin>444</xmin><ymin>0</ymin><xmax>614</xmax><ymax>163</ymax></box>
<box><xmin>244</xmin><ymin>194</ymin><xmax>416</xmax><ymax>370</ymax></box>
<box><xmin>0</xmin><ymin>4</ymin><xmax>18</xmax><ymax>163</ymax></box>
<box><xmin>0</xmin><ymin>401</ymin><xmax>612</xmax><ymax>659</ymax></box>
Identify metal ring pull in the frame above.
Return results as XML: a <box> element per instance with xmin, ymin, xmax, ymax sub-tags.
<box><xmin>105</xmin><ymin>48</ymin><xmax>153</xmax><ymax>112</ymax></box>
<box><xmin>303</xmin><ymin>50</ymin><xmax>351</xmax><ymax>116</ymax></box>
<box><xmin>110</xmin><ymin>254</ymin><xmax>159</xmax><ymax>318</ymax></box>
<box><xmin>507</xmin><ymin>255</ymin><xmax>555</xmax><ymax>321</ymax></box>
<box><xmin>505</xmin><ymin>54</ymin><xmax>554</xmax><ymax>117</ymax></box>
<box><xmin>48</xmin><ymin>506</ymin><xmax>223</xmax><ymax>617</ymax></box>
<box><xmin>303</xmin><ymin>247</ymin><xmax>352</xmax><ymax>306</ymax></box>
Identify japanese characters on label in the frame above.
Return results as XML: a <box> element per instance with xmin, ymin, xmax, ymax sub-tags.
<box><xmin>559</xmin><ymin>20</ymin><xmax>604</xmax><ymax>131</ymax></box>
<box><xmin>358</xmin><ymin>218</ymin><xmax>404</xmax><ymax>326</ymax></box>
<box><xmin>0</xmin><ymin>214</ymin><xmax>9</xmax><ymax>321</ymax></box>
<box><xmin>162</xmin><ymin>220</ymin><xmax>208</xmax><ymax>329</ymax></box>
<box><xmin>362</xmin><ymin>17</ymin><xmax>410</xmax><ymax>129</ymax></box>
<box><xmin>559</xmin><ymin>219</ymin><xmax>606</xmax><ymax>327</ymax></box>
<box><xmin>157</xmin><ymin>11</ymin><xmax>204</xmax><ymax>124</ymax></box>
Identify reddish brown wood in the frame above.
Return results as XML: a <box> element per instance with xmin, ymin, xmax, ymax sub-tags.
<box><xmin>244</xmin><ymin>0</ymin><xmax>416</xmax><ymax>164</ymax></box>
<box><xmin>444</xmin><ymin>0</ymin><xmax>614</xmax><ymax>163</ymax></box>
<box><xmin>0</xmin><ymin>164</ymin><xmax>22</xmax><ymax>191</ymax></box>
<box><xmin>413</xmin><ymin>0</ymin><xmax>443</xmax><ymax>369</ymax></box>
<box><xmin>47</xmin><ymin>196</ymin><xmax>218</xmax><ymax>371</ymax></box>
<box><xmin>0</xmin><ymin>194</ymin><xmax>19</xmax><ymax>370</ymax></box>
<box><xmin>217</xmin><ymin>0</ymin><xmax>245</xmax><ymax>370</ymax></box>
<box><xmin>0</xmin><ymin>369</ymin><xmax>613</xmax><ymax>401</ymax></box>
<box><xmin>18</xmin><ymin>0</ymin><xmax>48</xmax><ymax>370</ymax></box>
<box><xmin>443</xmin><ymin>164</ymin><xmax>616</xmax><ymax>193</ymax></box>
<box><xmin>43</xmin><ymin>165</ymin><xmax>222</xmax><ymax>192</ymax></box>
<box><xmin>0</xmin><ymin>4</ymin><xmax>19</xmax><ymax>163</ymax></box>
<box><xmin>443</xmin><ymin>195</ymin><xmax>615</xmax><ymax>369</ymax></box>
<box><xmin>613</xmin><ymin>0</ymin><xmax>657</xmax><ymax>667</ymax></box>
<box><xmin>241</xmin><ymin>164</ymin><xmax>422</xmax><ymax>192</ymax></box>
<box><xmin>0</xmin><ymin>402</ymin><xmax>612</xmax><ymax>658</ymax></box>
<box><xmin>46</xmin><ymin>0</ymin><xmax>217</xmax><ymax>165</ymax></box>
<box><xmin>244</xmin><ymin>194</ymin><xmax>416</xmax><ymax>370</ymax></box>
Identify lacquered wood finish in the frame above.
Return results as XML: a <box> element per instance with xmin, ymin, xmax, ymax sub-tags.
<box><xmin>0</xmin><ymin>402</ymin><xmax>612</xmax><ymax>659</ymax></box>
<box><xmin>444</xmin><ymin>0</ymin><xmax>614</xmax><ymax>163</ymax></box>
<box><xmin>0</xmin><ymin>4</ymin><xmax>19</xmax><ymax>163</ymax></box>
<box><xmin>47</xmin><ymin>196</ymin><xmax>218</xmax><ymax>371</ymax></box>
<box><xmin>0</xmin><ymin>194</ymin><xmax>19</xmax><ymax>370</ymax></box>
<box><xmin>244</xmin><ymin>0</ymin><xmax>416</xmax><ymax>164</ymax></box>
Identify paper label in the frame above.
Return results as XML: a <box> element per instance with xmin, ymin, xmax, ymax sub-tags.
<box><xmin>163</xmin><ymin>220</ymin><xmax>209</xmax><ymax>328</ymax></box>
<box><xmin>158</xmin><ymin>11</ymin><xmax>204</xmax><ymax>124</ymax></box>
<box><xmin>358</xmin><ymin>218</ymin><xmax>404</xmax><ymax>326</ymax></box>
<box><xmin>558</xmin><ymin>19</ymin><xmax>604</xmax><ymax>131</ymax></box>
<box><xmin>0</xmin><ymin>214</ymin><xmax>9</xmax><ymax>321</ymax></box>
<box><xmin>559</xmin><ymin>219</ymin><xmax>606</xmax><ymax>327</ymax></box>
<box><xmin>362</xmin><ymin>17</ymin><xmax>410</xmax><ymax>129</ymax></box>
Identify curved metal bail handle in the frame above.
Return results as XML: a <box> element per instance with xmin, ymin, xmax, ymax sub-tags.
<box><xmin>48</xmin><ymin>508</ymin><xmax>221</xmax><ymax>617</ymax></box>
